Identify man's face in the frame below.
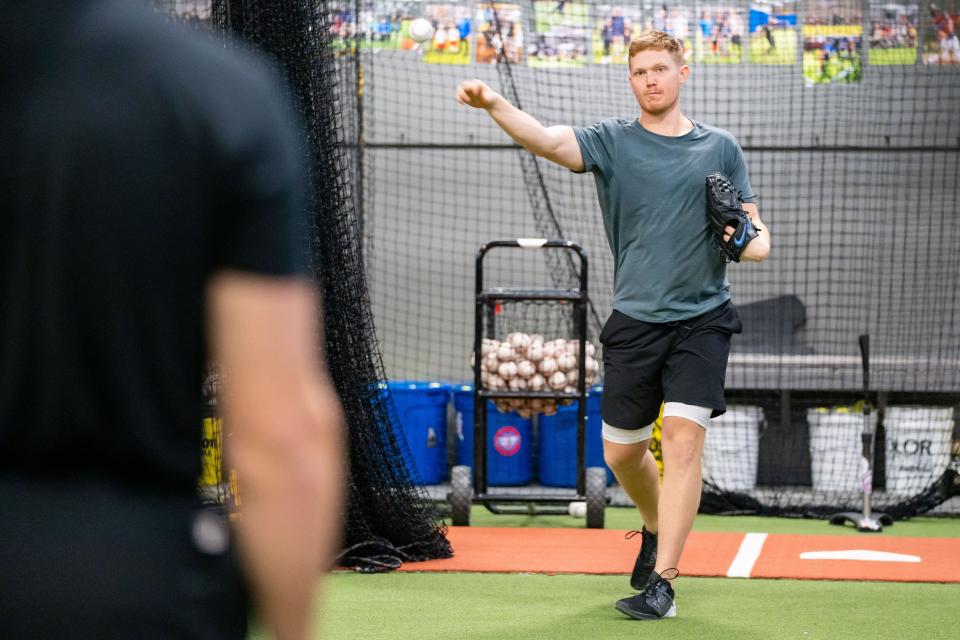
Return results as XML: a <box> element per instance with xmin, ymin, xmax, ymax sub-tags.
<box><xmin>628</xmin><ymin>48</ymin><xmax>688</xmax><ymax>116</ymax></box>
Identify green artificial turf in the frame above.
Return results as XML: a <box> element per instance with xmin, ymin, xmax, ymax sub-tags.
<box><xmin>253</xmin><ymin>572</ymin><xmax>959</xmax><ymax>640</ymax></box>
<box><xmin>247</xmin><ymin>508</ymin><xmax>958</xmax><ymax>638</ymax></box>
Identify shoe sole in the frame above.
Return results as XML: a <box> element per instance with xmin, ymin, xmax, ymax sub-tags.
<box><xmin>615</xmin><ymin>601</ymin><xmax>676</xmax><ymax>620</ymax></box>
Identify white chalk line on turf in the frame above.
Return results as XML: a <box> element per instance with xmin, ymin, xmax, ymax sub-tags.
<box><xmin>800</xmin><ymin>550</ymin><xmax>921</xmax><ymax>563</ymax></box>
<box><xmin>726</xmin><ymin>532</ymin><xmax>768</xmax><ymax>578</ymax></box>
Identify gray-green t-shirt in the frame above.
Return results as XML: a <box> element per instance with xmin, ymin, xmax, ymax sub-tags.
<box><xmin>573</xmin><ymin>118</ymin><xmax>755</xmax><ymax>323</ymax></box>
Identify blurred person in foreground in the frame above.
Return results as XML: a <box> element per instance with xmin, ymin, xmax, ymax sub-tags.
<box><xmin>0</xmin><ymin>1</ymin><xmax>344</xmax><ymax>638</ymax></box>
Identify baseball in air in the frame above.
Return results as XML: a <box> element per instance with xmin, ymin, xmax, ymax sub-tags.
<box><xmin>408</xmin><ymin>18</ymin><xmax>435</xmax><ymax>44</ymax></box>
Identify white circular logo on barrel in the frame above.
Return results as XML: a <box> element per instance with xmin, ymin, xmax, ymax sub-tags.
<box><xmin>493</xmin><ymin>426</ymin><xmax>521</xmax><ymax>457</ymax></box>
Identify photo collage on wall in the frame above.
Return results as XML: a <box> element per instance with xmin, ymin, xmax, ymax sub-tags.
<box><xmin>328</xmin><ymin>0</ymin><xmax>960</xmax><ymax>73</ymax></box>
<box><xmin>593</xmin><ymin>4</ymin><xmax>641</xmax><ymax>64</ymax></box>
<box><xmin>869</xmin><ymin>2</ymin><xmax>919</xmax><ymax>64</ymax></box>
<box><xmin>802</xmin><ymin>0</ymin><xmax>863</xmax><ymax>84</ymax></box>
<box><xmin>922</xmin><ymin>0</ymin><xmax>960</xmax><ymax>63</ymax></box>
<box><xmin>749</xmin><ymin>1</ymin><xmax>800</xmax><ymax>64</ymax></box>
<box><xmin>477</xmin><ymin>3</ymin><xmax>524</xmax><ymax>63</ymax></box>
<box><xmin>529</xmin><ymin>1</ymin><xmax>591</xmax><ymax>67</ymax></box>
<box><xmin>421</xmin><ymin>3</ymin><xmax>475</xmax><ymax>63</ymax></box>
<box><xmin>694</xmin><ymin>5</ymin><xmax>747</xmax><ymax>63</ymax></box>
<box><xmin>636</xmin><ymin>2</ymin><xmax>694</xmax><ymax>61</ymax></box>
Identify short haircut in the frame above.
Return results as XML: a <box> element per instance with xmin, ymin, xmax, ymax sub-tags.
<box><xmin>628</xmin><ymin>31</ymin><xmax>684</xmax><ymax>66</ymax></box>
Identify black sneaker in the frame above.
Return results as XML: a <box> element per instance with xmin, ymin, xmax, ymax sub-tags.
<box><xmin>626</xmin><ymin>527</ymin><xmax>657</xmax><ymax>590</ymax></box>
<box><xmin>615</xmin><ymin>570</ymin><xmax>677</xmax><ymax>620</ymax></box>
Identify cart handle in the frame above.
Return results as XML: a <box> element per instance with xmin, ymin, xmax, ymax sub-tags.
<box><xmin>476</xmin><ymin>238</ymin><xmax>588</xmax><ymax>299</ymax></box>
<box><xmin>478</xmin><ymin>238</ymin><xmax>585</xmax><ymax>256</ymax></box>
<box><xmin>475</xmin><ymin>238</ymin><xmax>587</xmax><ymax>294</ymax></box>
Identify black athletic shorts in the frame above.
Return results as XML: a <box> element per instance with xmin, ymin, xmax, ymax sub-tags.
<box><xmin>0</xmin><ymin>477</ymin><xmax>249</xmax><ymax>640</ymax></box>
<box><xmin>599</xmin><ymin>299</ymin><xmax>743</xmax><ymax>430</ymax></box>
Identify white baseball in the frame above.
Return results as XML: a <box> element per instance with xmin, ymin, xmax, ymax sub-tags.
<box><xmin>408</xmin><ymin>17</ymin><xmax>435</xmax><ymax>43</ymax></box>
<box><xmin>526</xmin><ymin>345</ymin><xmax>543</xmax><ymax>363</ymax></box>
<box><xmin>528</xmin><ymin>373</ymin><xmax>545</xmax><ymax>391</ymax></box>
<box><xmin>556</xmin><ymin>352</ymin><xmax>576</xmax><ymax>373</ymax></box>
<box><xmin>548</xmin><ymin>371</ymin><xmax>567</xmax><ymax>390</ymax></box>
<box><xmin>508</xmin><ymin>376</ymin><xmax>527</xmax><ymax>391</ymax></box>
<box><xmin>586</xmin><ymin>356</ymin><xmax>599</xmax><ymax>373</ymax></box>
<box><xmin>542</xmin><ymin>341</ymin><xmax>556</xmax><ymax>359</ymax></box>
<box><xmin>517</xmin><ymin>360</ymin><xmax>536</xmax><ymax>379</ymax></box>
<box><xmin>509</xmin><ymin>332</ymin><xmax>531</xmax><ymax>353</ymax></box>
<box><xmin>539</xmin><ymin>357</ymin><xmax>558</xmax><ymax>376</ymax></box>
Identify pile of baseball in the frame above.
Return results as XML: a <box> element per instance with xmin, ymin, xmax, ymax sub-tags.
<box><xmin>470</xmin><ymin>333</ymin><xmax>600</xmax><ymax>419</ymax></box>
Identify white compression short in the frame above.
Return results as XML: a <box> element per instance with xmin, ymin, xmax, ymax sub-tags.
<box><xmin>601</xmin><ymin>402</ymin><xmax>712</xmax><ymax>444</ymax></box>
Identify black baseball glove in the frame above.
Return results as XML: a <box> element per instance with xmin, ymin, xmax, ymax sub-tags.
<box><xmin>705</xmin><ymin>172</ymin><xmax>759</xmax><ymax>263</ymax></box>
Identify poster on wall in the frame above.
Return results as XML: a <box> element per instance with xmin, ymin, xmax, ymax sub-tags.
<box><xmin>593</xmin><ymin>5</ymin><xmax>642</xmax><ymax>65</ymax></box>
<box><xmin>476</xmin><ymin>3</ymin><xmax>524</xmax><ymax>64</ymax></box>
<box><xmin>922</xmin><ymin>1</ymin><xmax>960</xmax><ymax>64</ymax></box>
<box><xmin>695</xmin><ymin>5</ymin><xmax>747</xmax><ymax>63</ymax></box>
<box><xmin>529</xmin><ymin>0</ymin><xmax>591</xmax><ymax>68</ymax></box>
<box><xmin>420</xmin><ymin>3</ymin><xmax>473</xmax><ymax>64</ymax></box>
<box><xmin>802</xmin><ymin>0</ymin><xmax>863</xmax><ymax>84</ymax></box>
<box><xmin>330</xmin><ymin>2</ymin><xmax>358</xmax><ymax>53</ymax></box>
<box><xmin>749</xmin><ymin>0</ymin><xmax>800</xmax><ymax>64</ymax></box>
<box><xmin>329</xmin><ymin>1</ymin><xmax>410</xmax><ymax>53</ymax></box>
<box><xmin>637</xmin><ymin>2</ymin><xmax>693</xmax><ymax>62</ymax></box>
<box><xmin>868</xmin><ymin>2</ymin><xmax>918</xmax><ymax>64</ymax></box>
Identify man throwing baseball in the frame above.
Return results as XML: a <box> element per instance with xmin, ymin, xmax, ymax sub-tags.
<box><xmin>457</xmin><ymin>30</ymin><xmax>770</xmax><ymax>620</ymax></box>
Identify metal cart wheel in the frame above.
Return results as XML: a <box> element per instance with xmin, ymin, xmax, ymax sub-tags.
<box><xmin>449</xmin><ymin>465</ymin><xmax>473</xmax><ymax>526</ymax></box>
<box><xmin>585</xmin><ymin>467</ymin><xmax>607</xmax><ymax>529</ymax></box>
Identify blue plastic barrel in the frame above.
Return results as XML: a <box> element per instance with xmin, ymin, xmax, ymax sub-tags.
<box><xmin>453</xmin><ymin>385</ymin><xmax>533</xmax><ymax>486</ymax></box>
<box><xmin>386</xmin><ymin>381</ymin><xmax>451</xmax><ymax>484</ymax></box>
<box><xmin>539</xmin><ymin>386</ymin><xmax>614</xmax><ymax>487</ymax></box>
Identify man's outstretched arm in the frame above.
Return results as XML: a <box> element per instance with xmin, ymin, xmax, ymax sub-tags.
<box><xmin>456</xmin><ymin>79</ymin><xmax>584</xmax><ymax>172</ymax></box>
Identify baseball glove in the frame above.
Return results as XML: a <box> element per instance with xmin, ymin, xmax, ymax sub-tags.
<box><xmin>705</xmin><ymin>172</ymin><xmax>759</xmax><ymax>263</ymax></box>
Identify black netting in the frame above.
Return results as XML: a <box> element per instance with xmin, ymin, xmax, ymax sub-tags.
<box><xmin>353</xmin><ymin>0</ymin><xmax>959</xmax><ymax>517</ymax></box>
<box><xmin>158</xmin><ymin>0</ymin><xmax>452</xmax><ymax>570</ymax></box>
<box><xmin>160</xmin><ymin>0</ymin><xmax>960</xmax><ymax>521</ymax></box>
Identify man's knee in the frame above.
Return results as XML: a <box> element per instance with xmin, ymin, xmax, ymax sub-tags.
<box><xmin>603</xmin><ymin>438</ymin><xmax>650</xmax><ymax>470</ymax></box>
<box><xmin>660</xmin><ymin>417</ymin><xmax>705</xmax><ymax>467</ymax></box>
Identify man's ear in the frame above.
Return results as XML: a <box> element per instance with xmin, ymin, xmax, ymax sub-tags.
<box><xmin>679</xmin><ymin>64</ymin><xmax>690</xmax><ymax>84</ymax></box>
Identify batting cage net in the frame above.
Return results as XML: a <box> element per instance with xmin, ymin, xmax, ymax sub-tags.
<box><xmin>157</xmin><ymin>0</ymin><xmax>453</xmax><ymax>570</ymax></box>
<box><xmin>159</xmin><ymin>0</ymin><xmax>960</xmax><ymax>522</ymax></box>
<box><xmin>343</xmin><ymin>0</ymin><xmax>960</xmax><ymax>518</ymax></box>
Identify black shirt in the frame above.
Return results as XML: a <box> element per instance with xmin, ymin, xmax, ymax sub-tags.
<box><xmin>0</xmin><ymin>0</ymin><xmax>307</xmax><ymax>492</ymax></box>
